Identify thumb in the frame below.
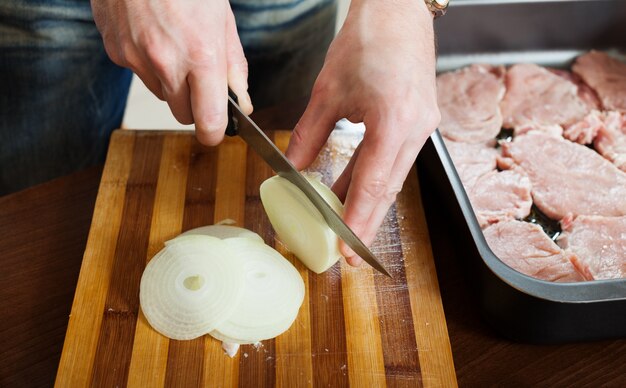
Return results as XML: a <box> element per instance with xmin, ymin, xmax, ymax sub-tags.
<box><xmin>285</xmin><ymin>93</ymin><xmax>338</xmax><ymax>170</ymax></box>
<box><xmin>225</xmin><ymin>8</ymin><xmax>253</xmax><ymax>115</ymax></box>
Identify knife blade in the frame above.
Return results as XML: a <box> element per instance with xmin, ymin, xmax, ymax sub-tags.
<box><xmin>226</xmin><ymin>92</ymin><xmax>392</xmax><ymax>277</ymax></box>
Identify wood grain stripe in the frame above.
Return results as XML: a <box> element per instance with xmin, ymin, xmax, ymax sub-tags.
<box><xmin>374</xmin><ymin>206</ymin><xmax>422</xmax><ymax>387</ymax></box>
<box><xmin>309</xmin><ymin>265</ymin><xmax>350</xmax><ymax>387</ymax></box>
<box><xmin>296</xmin><ymin>131</ymin><xmax>351</xmax><ymax>387</ymax></box>
<box><xmin>55</xmin><ymin>131</ymin><xmax>135</xmax><ymax>388</ymax></box>
<box><xmin>127</xmin><ymin>134</ymin><xmax>191</xmax><ymax>388</ymax></box>
<box><xmin>164</xmin><ymin>140</ymin><xmax>219</xmax><ymax>387</ymax></box>
<box><xmin>203</xmin><ymin>136</ymin><xmax>248</xmax><ymax>388</ymax></box>
<box><xmin>273</xmin><ymin>131</ymin><xmax>314</xmax><ymax>388</ymax></box>
<box><xmin>238</xmin><ymin>134</ymin><xmax>278</xmax><ymax>388</ymax></box>
<box><xmin>398</xmin><ymin>168</ymin><xmax>457</xmax><ymax>388</ymax></box>
<box><xmin>317</xmin><ymin>130</ymin><xmax>387</xmax><ymax>387</ymax></box>
<box><xmin>91</xmin><ymin>133</ymin><xmax>164</xmax><ymax>387</ymax></box>
<box><xmin>342</xmin><ymin>264</ymin><xmax>387</xmax><ymax>387</ymax></box>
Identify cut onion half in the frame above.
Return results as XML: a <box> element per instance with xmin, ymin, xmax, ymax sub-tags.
<box><xmin>139</xmin><ymin>235</ymin><xmax>245</xmax><ymax>340</ymax></box>
<box><xmin>211</xmin><ymin>238</ymin><xmax>305</xmax><ymax>343</ymax></box>
<box><xmin>260</xmin><ymin>174</ymin><xmax>344</xmax><ymax>273</ymax></box>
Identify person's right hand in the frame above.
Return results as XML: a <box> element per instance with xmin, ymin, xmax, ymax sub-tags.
<box><xmin>92</xmin><ymin>0</ymin><xmax>253</xmax><ymax>145</ymax></box>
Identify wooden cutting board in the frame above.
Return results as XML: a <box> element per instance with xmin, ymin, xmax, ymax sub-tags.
<box><xmin>56</xmin><ymin>129</ymin><xmax>456</xmax><ymax>387</ymax></box>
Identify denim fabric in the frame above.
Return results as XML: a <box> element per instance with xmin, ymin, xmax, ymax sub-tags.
<box><xmin>0</xmin><ymin>0</ymin><xmax>132</xmax><ymax>195</ymax></box>
<box><xmin>0</xmin><ymin>0</ymin><xmax>336</xmax><ymax>195</ymax></box>
<box><xmin>236</xmin><ymin>0</ymin><xmax>337</xmax><ymax>109</ymax></box>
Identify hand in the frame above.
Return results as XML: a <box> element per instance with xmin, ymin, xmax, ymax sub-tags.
<box><xmin>91</xmin><ymin>0</ymin><xmax>253</xmax><ymax>145</ymax></box>
<box><xmin>285</xmin><ymin>0</ymin><xmax>440</xmax><ymax>266</ymax></box>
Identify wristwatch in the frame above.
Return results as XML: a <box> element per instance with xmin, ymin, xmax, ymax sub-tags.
<box><xmin>424</xmin><ymin>0</ymin><xmax>449</xmax><ymax>18</ymax></box>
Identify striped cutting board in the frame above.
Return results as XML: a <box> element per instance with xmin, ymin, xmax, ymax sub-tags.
<box><xmin>56</xmin><ymin>129</ymin><xmax>456</xmax><ymax>387</ymax></box>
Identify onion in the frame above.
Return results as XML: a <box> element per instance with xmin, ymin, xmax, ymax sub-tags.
<box><xmin>139</xmin><ymin>235</ymin><xmax>245</xmax><ymax>340</ymax></box>
<box><xmin>211</xmin><ymin>238</ymin><xmax>305</xmax><ymax>344</ymax></box>
<box><xmin>177</xmin><ymin>224</ymin><xmax>263</xmax><ymax>243</ymax></box>
<box><xmin>260</xmin><ymin>174</ymin><xmax>344</xmax><ymax>273</ymax></box>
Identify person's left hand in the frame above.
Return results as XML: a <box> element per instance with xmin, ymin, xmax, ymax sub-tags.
<box><xmin>285</xmin><ymin>0</ymin><xmax>440</xmax><ymax>266</ymax></box>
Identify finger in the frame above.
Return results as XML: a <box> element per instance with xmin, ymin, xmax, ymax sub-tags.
<box><xmin>161</xmin><ymin>77</ymin><xmax>193</xmax><ymax>125</ymax></box>
<box><xmin>126</xmin><ymin>50</ymin><xmax>165</xmax><ymax>101</ymax></box>
<box><xmin>344</xmin><ymin>137</ymin><xmax>424</xmax><ymax>266</ymax></box>
<box><xmin>134</xmin><ymin>70</ymin><xmax>165</xmax><ymax>101</ymax></box>
<box><xmin>331</xmin><ymin>142</ymin><xmax>362</xmax><ymax>202</ymax></box>
<box><xmin>285</xmin><ymin>95</ymin><xmax>338</xmax><ymax>170</ymax></box>
<box><xmin>338</xmin><ymin>122</ymin><xmax>399</xmax><ymax>261</ymax></box>
<box><xmin>188</xmin><ymin>62</ymin><xmax>228</xmax><ymax>146</ymax></box>
<box><xmin>225</xmin><ymin>8</ymin><xmax>252</xmax><ymax>115</ymax></box>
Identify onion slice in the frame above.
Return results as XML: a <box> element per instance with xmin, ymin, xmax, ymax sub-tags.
<box><xmin>139</xmin><ymin>235</ymin><xmax>245</xmax><ymax>340</ymax></box>
<box><xmin>260</xmin><ymin>174</ymin><xmax>344</xmax><ymax>273</ymax></box>
<box><xmin>177</xmin><ymin>224</ymin><xmax>264</xmax><ymax>243</ymax></box>
<box><xmin>211</xmin><ymin>238</ymin><xmax>305</xmax><ymax>343</ymax></box>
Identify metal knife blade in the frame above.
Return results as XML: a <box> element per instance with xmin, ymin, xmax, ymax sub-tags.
<box><xmin>227</xmin><ymin>95</ymin><xmax>392</xmax><ymax>277</ymax></box>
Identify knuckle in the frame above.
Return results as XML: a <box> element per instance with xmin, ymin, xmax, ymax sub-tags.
<box><xmin>290</xmin><ymin>124</ymin><xmax>306</xmax><ymax>146</ymax></box>
<box><xmin>188</xmin><ymin>45</ymin><xmax>219</xmax><ymax>68</ymax></box>
<box><xmin>424</xmin><ymin>107</ymin><xmax>442</xmax><ymax>130</ymax></box>
<box><xmin>144</xmin><ymin>44</ymin><xmax>175</xmax><ymax>79</ymax></box>
<box><xmin>196</xmin><ymin>110</ymin><xmax>227</xmax><ymax>132</ymax></box>
<box><xmin>361</xmin><ymin>178</ymin><xmax>388</xmax><ymax>201</ymax></box>
<box><xmin>383</xmin><ymin>185</ymin><xmax>402</xmax><ymax>204</ymax></box>
<box><xmin>103</xmin><ymin>40</ymin><xmax>125</xmax><ymax>67</ymax></box>
<box><xmin>311</xmin><ymin>76</ymin><xmax>337</xmax><ymax>99</ymax></box>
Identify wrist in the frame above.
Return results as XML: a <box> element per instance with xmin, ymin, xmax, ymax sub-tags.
<box><xmin>348</xmin><ymin>0</ymin><xmax>432</xmax><ymax>19</ymax></box>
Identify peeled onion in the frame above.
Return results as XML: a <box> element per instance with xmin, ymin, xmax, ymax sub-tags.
<box><xmin>139</xmin><ymin>236</ymin><xmax>245</xmax><ymax>340</ymax></box>
<box><xmin>210</xmin><ymin>238</ymin><xmax>305</xmax><ymax>344</ymax></box>
<box><xmin>260</xmin><ymin>174</ymin><xmax>344</xmax><ymax>273</ymax></box>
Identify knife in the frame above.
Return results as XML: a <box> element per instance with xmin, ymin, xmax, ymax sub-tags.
<box><xmin>226</xmin><ymin>90</ymin><xmax>392</xmax><ymax>277</ymax></box>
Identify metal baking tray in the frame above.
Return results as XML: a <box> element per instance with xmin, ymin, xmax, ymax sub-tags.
<box><xmin>417</xmin><ymin>0</ymin><xmax>626</xmax><ymax>343</ymax></box>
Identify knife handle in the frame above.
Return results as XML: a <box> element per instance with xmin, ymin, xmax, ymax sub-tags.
<box><xmin>226</xmin><ymin>89</ymin><xmax>239</xmax><ymax>137</ymax></box>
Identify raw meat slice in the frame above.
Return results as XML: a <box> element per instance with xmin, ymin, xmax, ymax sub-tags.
<box><xmin>502</xmin><ymin>131</ymin><xmax>626</xmax><ymax>220</ymax></box>
<box><xmin>572</xmin><ymin>51</ymin><xmax>626</xmax><ymax>112</ymax></box>
<box><xmin>443</xmin><ymin>139</ymin><xmax>498</xmax><ymax>187</ymax></box>
<box><xmin>549</xmin><ymin>68</ymin><xmax>602</xmax><ymax>111</ymax></box>
<box><xmin>467</xmin><ymin>169</ymin><xmax>532</xmax><ymax>228</ymax></box>
<box><xmin>514</xmin><ymin>123</ymin><xmax>563</xmax><ymax>138</ymax></box>
<box><xmin>483</xmin><ymin>220</ymin><xmax>585</xmax><ymax>282</ymax></box>
<box><xmin>558</xmin><ymin>215</ymin><xmax>626</xmax><ymax>280</ymax></box>
<box><xmin>563</xmin><ymin>110</ymin><xmax>604</xmax><ymax>145</ymax></box>
<box><xmin>501</xmin><ymin>64</ymin><xmax>588</xmax><ymax>130</ymax></box>
<box><xmin>594</xmin><ymin>111</ymin><xmax>626</xmax><ymax>172</ymax></box>
<box><xmin>437</xmin><ymin>64</ymin><xmax>506</xmax><ymax>143</ymax></box>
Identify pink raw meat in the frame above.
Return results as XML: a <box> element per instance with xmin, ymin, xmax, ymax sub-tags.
<box><xmin>437</xmin><ymin>64</ymin><xmax>506</xmax><ymax>143</ymax></box>
<box><xmin>501</xmin><ymin>64</ymin><xmax>588</xmax><ymax>131</ymax></box>
<box><xmin>572</xmin><ymin>51</ymin><xmax>626</xmax><ymax>112</ymax></box>
<box><xmin>563</xmin><ymin>110</ymin><xmax>604</xmax><ymax>145</ymax></box>
<box><xmin>443</xmin><ymin>139</ymin><xmax>498</xmax><ymax>187</ymax></box>
<box><xmin>594</xmin><ymin>111</ymin><xmax>626</xmax><ymax>172</ymax></box>
<box><xmin>467</xmin><ymin>169</ymin><xmax>532</xmax><ymax>228</ymax></box>
<box><xmin>483</xmin><ymin>220</ymin><xmax>586</xmax><ymax>282</ymax></box>
<box><xmin>502</xmin><ymin>131</ymin><xmax>626</xmax><ymax>220</ymax></box>
<box><xmin>558</xmin><ymin>215</ymin><xmax>626</xmax><ymax>280</ymax></box>
<box><xmin>549</xmin><ymin>68</ymin><xmax>602</xmax><ymax>111</ymax></box>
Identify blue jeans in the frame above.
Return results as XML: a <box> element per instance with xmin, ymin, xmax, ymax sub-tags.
<box><xmin>0</xmin><ymin>0</ymin><xmax>336</xmax><ymax>195</ymax></box>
